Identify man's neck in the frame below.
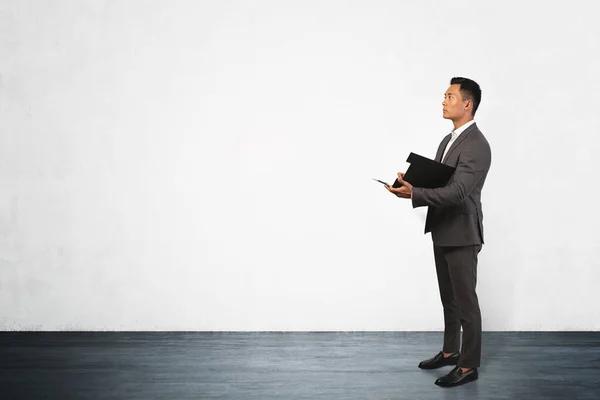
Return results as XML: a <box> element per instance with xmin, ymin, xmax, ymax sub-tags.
<box><xmin>452</xmin><ymin>116</ymin><xmax>474</xmax><ymax>131</ymax></box>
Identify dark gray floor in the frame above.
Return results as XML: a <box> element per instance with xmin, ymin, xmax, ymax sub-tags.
<box><xmin>1</xmin><ymin>332</ymin><xmax>599</xmax><ymax>399</ymax></box>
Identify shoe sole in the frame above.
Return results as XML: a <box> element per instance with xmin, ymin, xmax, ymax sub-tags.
<box><xmin>434</xmin><ymin>373</ymin><xmax>478</xmax><ymax>387</ymax></box>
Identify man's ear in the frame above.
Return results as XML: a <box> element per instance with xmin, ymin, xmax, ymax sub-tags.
<box><xmin>464</xmin><ymin>99</ymin><xmax>472</xmax><ymax>111</ymax></box>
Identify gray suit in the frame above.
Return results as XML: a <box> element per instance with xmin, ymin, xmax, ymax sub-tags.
<box><xmin>411</xmin><ymin>122</ymin><xmax>491</xmax><ymax>368</ymax></box>
<box><xmin>412</xmin><ymin>122</ymin><xmax>491</xmax><ymax>246</ymax></box>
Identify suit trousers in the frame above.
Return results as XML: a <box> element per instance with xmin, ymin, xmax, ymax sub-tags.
<box><xmin>433</xmin><ymin>243</ymin><xmax>482</xmax><ymax>368</ymax></box>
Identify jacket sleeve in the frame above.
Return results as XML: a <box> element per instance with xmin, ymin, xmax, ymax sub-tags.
<box><xmin>411</xmin><ymin>141</ymin><xmax>491</xmax><ymax>208</ymax></box>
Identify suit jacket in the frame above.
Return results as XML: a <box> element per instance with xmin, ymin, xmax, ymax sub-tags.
<box><xmin>411</xmin><ymin>122</ymin><xmax>491</xmax><ymax>247</ymax></box>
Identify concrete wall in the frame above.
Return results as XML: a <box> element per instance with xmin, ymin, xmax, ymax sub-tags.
<box><xmin>1</xmin><ymin>0</ymin><xmax>598</xmax><ymax>330</ymax></box>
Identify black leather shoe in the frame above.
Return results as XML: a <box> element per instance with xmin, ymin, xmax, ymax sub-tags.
<box><xmin>418</xmin><ymin>351</ymin><xmax>460</xmax><ymax>369</ymax></box>
<box><xmin>434</xmin><ymin>366</ymin><xmax>478</xmax><ymax>387</ymax></box>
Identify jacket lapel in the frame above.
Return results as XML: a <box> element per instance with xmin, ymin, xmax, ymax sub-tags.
<box><xmin>436</xmin><ymin>135</ymin><xmax>452</xmax><ymax>162</ymax></box>
<box><xmin>441</xmin><ymin>123</ymin><xmax>477</xmax><ymax>164</ymax></box>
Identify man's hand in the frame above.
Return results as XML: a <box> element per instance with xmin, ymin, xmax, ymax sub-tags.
<box><xmin>385</xmin><ymin>172</ymin><xmax>413</xmax><ymax>199</ymax></box>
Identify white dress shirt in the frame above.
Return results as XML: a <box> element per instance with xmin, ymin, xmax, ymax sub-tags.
<box><xmin>441</xmin><ymin>119</ymin><xmax>476</xmax><ymax>161</ymax></box>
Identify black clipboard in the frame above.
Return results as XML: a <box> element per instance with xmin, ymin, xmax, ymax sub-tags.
<box><xmin>374</xmin><ymin>152</ymin><xmax>456</xmax><ymax>189</ymax></box>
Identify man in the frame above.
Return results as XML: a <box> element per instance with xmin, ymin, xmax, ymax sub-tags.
<box><xmin>386</xmin><ymin>77</ymin><xmax>491</xmax><ymax>388</ymax></box>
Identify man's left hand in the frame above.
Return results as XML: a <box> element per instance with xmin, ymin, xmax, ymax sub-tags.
<box><xmin>385</xmin><ymin>172</ymin><xmax>413</xmax><ymax>199</ymax></box>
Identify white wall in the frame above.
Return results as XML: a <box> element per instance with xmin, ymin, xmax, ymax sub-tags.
<box><xmin>1</xmin><ymin>0</ymin><xmax>599</xmax><ymax>331</ymax></box>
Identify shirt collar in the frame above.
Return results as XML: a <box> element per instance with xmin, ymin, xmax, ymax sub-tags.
<box><xmin>452</xmin><ymin>119</ymin><xmax>476</xmax><ymax>138</ymax></box>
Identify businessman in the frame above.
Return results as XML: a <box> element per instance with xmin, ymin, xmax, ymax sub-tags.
<box><xmin>387</xmin><ymin>77</ymin><xmax>491</xmax><ymax>388</ymax></box>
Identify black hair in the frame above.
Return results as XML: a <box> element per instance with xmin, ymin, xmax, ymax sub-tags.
<box><xmin>450</xmin><ymin>77</ymin><xmax>481</xmax><ymax>116</ymax></box>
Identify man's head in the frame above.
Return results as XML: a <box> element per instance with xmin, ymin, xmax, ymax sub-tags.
<box><xmin>442</xmin><ymin>77</ymin><xmax>481</xmax><ymax>122</ymax></box>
